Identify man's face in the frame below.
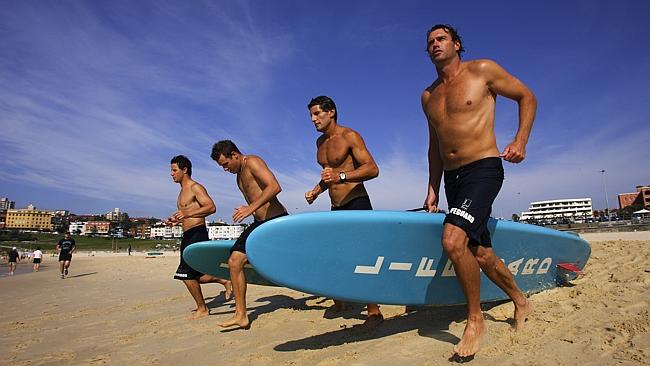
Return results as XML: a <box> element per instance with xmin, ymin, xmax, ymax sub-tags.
<box><xmin>216</xmin><ymin>153</ymin><xmax>240</xmax><ymax>174</ymax></box>
<box><xmin>170</xmin><ymin>163</ymin><xmax>186</xmax><ymax>183</ymax></box>
<box><xmin>309</xmin><ymin>105</ymin><xmax>335</xmax><ymax>132</ymax></box>
<box><xmin>64</xmin><ymin>233</ymin><xmax>70</xmax><ymax>239</ymax></box>
<box><xmin>427</xmin><ymin>28</ymin><xmax>460</xmax><ymax>63</ymax></box>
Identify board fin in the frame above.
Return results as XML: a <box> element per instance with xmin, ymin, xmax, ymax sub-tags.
<box><xmin>556</xmin><ymin>262</ymin><xmax>584</xmax><ymax>284</ymax></box>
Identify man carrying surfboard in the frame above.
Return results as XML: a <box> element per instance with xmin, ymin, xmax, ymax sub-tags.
<box><xmin>167</xmin><ymin>155</ymin><xmax>232</xmax><ymax>320</ymax></box>
<box><xmin>421</xmin><ymin>24</ymin><xmax>536</xmax><ymax>360</ymax></box>
<box><xmin>211</xmin><ymin>140</ymin><xmax>288</xmax><ymax>330</ymax></box>
<box><xmin>304</xmin><ymin>95</ymin><xmax>384</xmax><ymax>325</ymax></box>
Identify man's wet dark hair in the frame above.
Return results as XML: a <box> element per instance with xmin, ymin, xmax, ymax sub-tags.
<box><xmin>171</xmin><ymin>155</ymin><xmax>192</xmax><ymax>177</ymax></box>
<box><xmin>211</xmin><ymin>140</ymin><xmax>242</xmax><ymax>161</ymax></box>
<box><xmin>426</xmin><ymin>24</ymin><xmax>465</xmax><ymax>58</ymax></box>
<box><xmin>308</xmin><ymin>95</ymin><xmax>338</xmax><ymax>121</ymax></box>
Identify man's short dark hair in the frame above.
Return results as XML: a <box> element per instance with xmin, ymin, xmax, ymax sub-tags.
<box><xmin>426</xmin><ymin>24</ymin><xmax>465</xmax><ymax>57</ymax></box>
<box><xmin>171</xmin><ymin>155</ymin><xmax>192</xmax><ymax>176</ymax></box>
<box><xmin>308</xmin><ymin>95</ymin><xmax>338</xmax><ymax>121</ymax></box>
<box><xmin>211</xmin><ymin>140</ymin><xmax>241</xmax><ymax>161</ymax></box>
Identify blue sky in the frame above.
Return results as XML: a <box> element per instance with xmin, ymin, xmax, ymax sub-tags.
<box><xmin>1</xmin><ymin>0</ymin><xmax>648</xmax><ymax>223</ymax></box>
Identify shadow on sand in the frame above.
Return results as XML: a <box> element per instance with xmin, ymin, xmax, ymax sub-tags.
<box><xmin>273</xmin><ymin>301</ymin><xmax>510</xmax><ymax>351</ymax></box>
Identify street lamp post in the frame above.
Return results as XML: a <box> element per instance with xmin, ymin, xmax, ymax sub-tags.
<box><xmin>600</xmin><ymin>169</ymin><xmax>610</xmax><ymax>221</ymax></box>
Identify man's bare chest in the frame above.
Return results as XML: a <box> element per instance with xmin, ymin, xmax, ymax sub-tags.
<box><xmin>317</xmin><ymin>138</ymin><xmax>350</xmax><ymax>167</ymax></box>
<box><xmin>426</xmin><ymin>78</ymin><xmax>489</xmax><ymax>121</ymax></box>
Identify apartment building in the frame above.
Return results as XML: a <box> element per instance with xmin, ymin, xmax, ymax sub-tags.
<box><xmin>618</xmin><ymin>185</ymin><xmax>650</xmax><ymax>209</ymax></box>
<box><xmin>208</xmin><ymin>223</ymin><xmax>245</xmax><ymax>240</ymax></box>
<box><xmin>520</xmin><ymin>198</ymin><xmax>593</xmax><ymax>222</ymax></box>
<box><xmin>5</xmin><ymin>204</ymin><xmax>54</xmax><ymax>231</ymax></box>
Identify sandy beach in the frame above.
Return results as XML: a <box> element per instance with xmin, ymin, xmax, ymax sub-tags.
<box><xmin>1</xmin><ymin>231</ymin><xmax>649</xmax><ymax>365</ymax></box>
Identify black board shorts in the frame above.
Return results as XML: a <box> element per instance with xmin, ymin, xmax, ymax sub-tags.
<box><xmin>174</xmin><ymin>225</ymin><xmax>208</xmax><ymax>280</ymax></box>
<box><xmin>33</xmin><ymin>258</ymin><xmax>41</xmax><ymax>264</ymax></box>
<box><xmin>443</xmin><ymin>157</ymin><xmax>504</xmax><ymax>247</ymax></box>
<box><xmin>331</xmin><ymin>195</ymin><xmax>373</xmax><ymax>211</ymax></box>
<box><xmin>230</xmin><ymin>213</ymin><xmax>288</xmax><ymax>254</ymax></box>
<box><xmin>58</xmin><ymin>251</ymin><xmax>73</xmax><ymax>262</ymax></box>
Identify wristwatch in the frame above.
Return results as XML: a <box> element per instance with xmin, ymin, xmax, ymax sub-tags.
<box><xmin>338</xmin><ymin>171</ymin><xmax>347</xmax><ymax>183</ymax></box>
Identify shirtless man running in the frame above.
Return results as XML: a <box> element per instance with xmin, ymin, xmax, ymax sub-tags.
<box><xmin>304</xmin><ymin>95</ymin><xmax>383</xmax><ymax>325</ymax></box>
<box><xmin>421</xmin><ymin>24</ymin><xmax>536</xmax><ymax>360</ymax></box>
<box><xmin>168</xmin><ymin>155</ymin><xmax>231</xmax><ymax>320</ymax></box>
<box><xmin>211</xmin><ymin>140</ymin><xmax>288</xmax><ymax>330</ymax></box>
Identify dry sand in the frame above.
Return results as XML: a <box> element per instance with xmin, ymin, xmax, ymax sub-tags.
<box><xmin>1</xmin><ymin>231</ymin><xmax>649</xmax><ymax>365</ymax></box>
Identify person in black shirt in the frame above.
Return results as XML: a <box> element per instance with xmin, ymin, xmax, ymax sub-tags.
<box><xmin>7</xmin><ymin>247</ymin><xmax>20</xmax><ymax>276</ymax></box>
<box><xmin>57</xmin><ymin>232</ymin><xmax>76</xmax><ymax>279</ymax></box>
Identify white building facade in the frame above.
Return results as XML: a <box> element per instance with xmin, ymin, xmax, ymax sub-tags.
<box><xmin>150</xmin><ymin>223</ymin><xmax>183</xmax><ymax>239</ymax></box>
<box><xmin>520</xmin><ymin>198</ymin><xmax>593</xmax><ymax>222</ymax></box>
<box><xmin>207</xmin><ymin>223</ymin><xmax>245</xmax><ymax>240</ymax></box>
<box><xmin>69</xmin><ymin>222</ymin><xmax>87</xmax><ymax>235</ymax></box>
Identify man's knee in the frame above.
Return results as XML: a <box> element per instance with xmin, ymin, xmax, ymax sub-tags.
<box><xmin>228</xmin><ymin>252</ymin><xmax>247</xmax><ymax>269</ymax></box>
<box><xmin>473</xmin><ymin>246</ymin><xmax>498</xmax><ymax>268</ymax></box>
<box><xmin>441</xmin><ymin>225</ymin><xmax>469</xmax><ymax>259</ymax></box>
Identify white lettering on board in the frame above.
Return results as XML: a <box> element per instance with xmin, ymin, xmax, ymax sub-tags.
<box><xmin>441</xmin><ymin>259</ymin><xmax>456</xmax><ymax>277</ymax></box>
<box><xmin>389</xmin><ymin>262</ymin><xmax>413</xmax><ymax>271</ymax></box>
<box><xmin>354</xmin><ymin>256</ymin><xmax>384</xmax><ymax>274</ymax></box>
<box><xmin>522</xmin><ymin>258</ymin><xmax>540</xmax><ymax>275</ymax></box>
<box><xmin>415</xmin><ymin>257</ymin><xmax>437</xmax><ymax>277</ymax></box>
<box><xmin>508</xmin><ymin>258</ymin><xmax>524</xmax><ymax>275</ymax></box>
<box><xmin>353</xmin><ymin>256</ymin><xmax>554</xmax><ymax>278</ymax></box>
<box><xmin>536</xmin><ymin>258</ymin><xmax>552</xmax><ymax>274</ymax></box>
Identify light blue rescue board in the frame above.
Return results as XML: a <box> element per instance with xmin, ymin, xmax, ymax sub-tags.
<box><xmin>183</xmin><ymin>239</ymin><xmax>277</xmax><ymax>286</ymax></box>
<box><xmin>246</xmin><ymin>211</ymin><xmax>591</xmax><ymax>305</ymax></box>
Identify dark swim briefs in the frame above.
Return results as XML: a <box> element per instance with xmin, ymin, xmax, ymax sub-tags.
<box><xmin>331</xmin><ymin>195</ymin><xmax>373</xmax><ymax>211</ymax></box>
<box><xmin>443</xmin><ymin>157</ymin><xmax>504</xmax><ymax>247</ymax></box>
<box><xmin>174</xmin><ymin>225</ymin><xmax>208</xmax><ymax>280</ymax></box>
<box><xmin>230</xmin><ymin>213</ymin><xmax>288</xmax><ymax>254</ymax></box>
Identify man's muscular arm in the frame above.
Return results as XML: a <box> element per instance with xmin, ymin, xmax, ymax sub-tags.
<box><xmin>482</xmin><ymin>60</ymin><xmax>537</xmax><ymax>163</ymax></box>
<box><xmin>423</xmin><ymin>91</ymin><xmax>444</xmax><ymax>213</ymax></box>
<box><xmin>305</xmin><ymin>180</ymin><xmax>328</xmax><ymax>204</ymax></box>
<box><xmin>233</xmin><ymin>157</ymin><xmax>281</xmax><ymax>222</ymax></box>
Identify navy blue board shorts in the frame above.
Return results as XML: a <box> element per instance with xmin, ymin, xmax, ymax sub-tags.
<box><xmin>174</xmin><ymin>225</ymin><xmax>208</xmax><ymax>280</ymax></box>
<box><xmin>230</xmin><ymin>213</ymin><xmax>288</xmax><ymax>254</ymax></box>
<box><xmin>58</xmin><ymin>251</ymin><xmax>72</xmax><ymax>262</ymax></box>
<box><xmin>443</xmin><ymin>157</ymin><xmax>504</xmax><ymax>247</ymax></box>
<box><xmin>331</xmin><ymin>195</ymin><xmax>373</xmax><ymax>211</ymax></box>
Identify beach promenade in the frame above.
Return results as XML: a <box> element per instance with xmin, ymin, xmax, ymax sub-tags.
<box><xmin>1</xmin><ymin>231</ymin><xmax>649</xmax><ymax>365</ymax></box>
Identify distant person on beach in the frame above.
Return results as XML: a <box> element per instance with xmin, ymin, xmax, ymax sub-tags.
<box><xmin>7</xmin><ymin>247</ymin><xmax>20</xmax><ymax>275</ymax></box>
<box><xmin>32</xmin><ymin>247</ymin><xmax>43</xmax><ymax>272</ymax></box>
<box><xmin>421</xmin><ymin>24</ymin><xmax>536</xmax><ymax>360</ymax></box>
<box><xmin>57</xmin><ymin>233</ymin><xmax>76</xmax><ymax>279</ymax></box>
<box><xmin>128</xmin><ymin>244</ymin><xmax>132</xmax><ymax>256</ymax></box>
<box><xmin>304</xmin><ymin>95</ymin><xmax>383</xmax><ymax>325</ymax></box>
<box><xmin>211</xmin><ymin>140</ymin><xmax>288</xmax><ymax>330</ymax></box>
<box><xmin>167</xmin><ymin>155</ymin><xmax>232</xmax><ymax>320</ymax></box>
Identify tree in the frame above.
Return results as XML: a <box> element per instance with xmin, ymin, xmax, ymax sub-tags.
<box><xmin>511</xmin><ymin>213</ymin><xmax>520</xmax><ymax>222</ymax></box>
<box><xmin>618</xmin><ymin>204</ymin><xmax>644</xmax><ymax>220</ymax></box>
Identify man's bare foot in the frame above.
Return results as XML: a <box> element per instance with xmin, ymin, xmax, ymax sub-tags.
<box><xmin>224</xmin><ymin>281</ymin><xmax>233</xmax><ymax>301</ymax></box>
<box><xmin>363</xmin><ymin>313</ymin><xmax>384</xmax><ymax>327</ymax></box>
<box><xmin>217</xmin><ymin>315</ymin><xmax>250</xmax><ymax>330</ymax></box>
<box><xmin>453</xmin><ymin>317</ymin><xmax>486</xmax><ymax>359</ymax></box>
<box><xmin>188</xmin><ymin>308</ymin><xmax>209</xmax><ymax>320</ymax></box>
<box><xmin>513</xmin><ymin>298</ymin><xmax>533</xmax><ymax>331</ymax></box>
<box><xmin>332</xmin><ymin>300</ymin><xmax>352</xmax><ymax>312</ymax></box>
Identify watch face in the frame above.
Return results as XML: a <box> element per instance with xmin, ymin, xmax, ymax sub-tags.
<box><xmin>339</xmin><ymin>172</ymin><xmax>346</xmax><ymax>181</ymax></box>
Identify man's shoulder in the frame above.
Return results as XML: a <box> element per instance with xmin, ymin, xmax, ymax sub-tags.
<box><xmin>186</xmin><ymin>179</ymin><xmax>207</xmax><ymax>192</ymax></box>
<box><xmin>338</xmin><ymin>125</ymin><xmax>361</xmax><ymax>138</ymax></box>
<box><xmin>244</xmin><ymin>155</ymin><xmax>270</xmax><ymax>171</ymax></box>
<box><xmin>464</xmin><ymin>59</ymin><xmax>501</xmax><ymax>74</ymax></box>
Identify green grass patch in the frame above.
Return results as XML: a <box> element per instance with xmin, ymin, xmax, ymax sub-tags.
<box><xmin>3</xmin><ymin>233</ymin><xmax>179</xmax><ymax>253</ymax></box>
